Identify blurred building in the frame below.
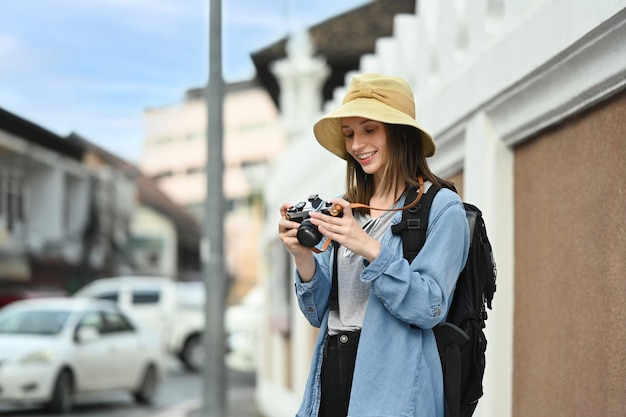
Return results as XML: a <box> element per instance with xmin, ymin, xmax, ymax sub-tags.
<box><xmin>255</xmin><ymin>1</ymin><xmax>626</xmax><ymax>417</ymax></box>
<box><xmin>139</xmin><ymin>80</ymin><xmax>286</xmax><ymax>301</ymax></box>
<box><xmin>251</xmin><ymin>0</ymin><xmax>416</xmax><ymax>113</ymax></box>
<box><xmin>69</xmin><ymin>134</ymin><xmax>201</xmax><ymax>281</ymax></box>
<box><xmin>0</xmin><ymin>107</ymin><xmax>201</xmax><ymax>296</ymax></box>
<box><xmin>0</xmin><ymin>107</ymin><xmax>134</xmax><ymax>293</ymax></box>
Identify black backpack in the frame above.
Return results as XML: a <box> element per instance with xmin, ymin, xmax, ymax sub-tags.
<box><xmin>390</xmin><ymin>184</ymin><xmax>497</xmax><ymax>417</ymax></box>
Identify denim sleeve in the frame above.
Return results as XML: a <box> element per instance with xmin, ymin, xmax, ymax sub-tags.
<box><xmin>360</xmin><ymin>189</ymin><xmax>470</xmax><ymax>329</ymax></box>
<box><xmin>294</xmin><ymin>242</ymin><xmax>333</xmax><ymax>328</ymax></box>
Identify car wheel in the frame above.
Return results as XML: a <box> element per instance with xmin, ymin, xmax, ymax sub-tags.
<box><xmin>46</xmin><ymin>369</ymin><xmax>73</xmax><ymax>414</ymax></box>
<box><xmin>133</xmin><ymin>364</ymin><xmax>158</xmax><ymax>404</ymax></box>
<box><xmin>181</xmin><ymin>334</ymin><xmax>204</xmax><ymax>372</ymax></box>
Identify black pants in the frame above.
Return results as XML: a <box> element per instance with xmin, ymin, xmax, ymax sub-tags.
<box><xmin>319</xmin><ymin>330</ymin><xmax>361</xmax><ymax>417</ymax></box>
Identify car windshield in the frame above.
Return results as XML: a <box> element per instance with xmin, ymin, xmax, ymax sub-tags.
<box><xmin>0</xmin><ymin>309</ymin><xmax>71</xmax><ymax>335</ymax></box>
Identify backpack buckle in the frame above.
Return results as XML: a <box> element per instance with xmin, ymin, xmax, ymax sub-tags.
<box><xmin>391</xmin><ymin>218</ymin><xmax>423</xmax><ymax>236</ymax></box>
<box><xmin>406</xmin><ymin>218</ymin><xmax>422</xmax><ymax>229</ymax></box>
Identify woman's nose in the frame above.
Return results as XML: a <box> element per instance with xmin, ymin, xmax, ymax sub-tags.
<box><xmin>351</xmin><ymin>132</ymin><xmax>365</xmax><ymax>150</ymax></box>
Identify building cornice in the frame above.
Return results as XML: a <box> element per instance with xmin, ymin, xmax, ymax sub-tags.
<box><xmin>421</xmin><ymin>2</ymin><xmax>626</xmax><ymax>174</ymax></box>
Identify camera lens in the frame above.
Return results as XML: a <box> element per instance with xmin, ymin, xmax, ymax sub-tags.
<box><xmin>297</xmin><ymin>219</ymin><xmax>323</xmax><ymax>247</ymax></box>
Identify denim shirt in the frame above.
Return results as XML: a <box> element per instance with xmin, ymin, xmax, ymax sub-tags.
<box><xmin>294</xmin><ymin>188</ymin><xmax>470</xmax><ymax>417</ymax></box>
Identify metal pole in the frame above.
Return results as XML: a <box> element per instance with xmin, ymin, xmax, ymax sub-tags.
<box><xmin>203</xmin><ymin>0</ymin><xmax>226</xmax><ymax>416</ymax></box>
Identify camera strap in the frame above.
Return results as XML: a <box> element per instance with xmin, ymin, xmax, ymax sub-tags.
<box><xmin>309</xmin><ymin>177</ymin><xmax>425</xmax><ymax>253</ymax></box>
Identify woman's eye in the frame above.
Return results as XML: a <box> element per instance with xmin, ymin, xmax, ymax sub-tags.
<box><xmin>365</xmin><ymin>128</ymin><xmax>375</xmax><ymax>134</ymax></box>
<box><xmin>344</xmin><ymin>133</ymin><xmax>354</xmax><ymax>139</ymax></box>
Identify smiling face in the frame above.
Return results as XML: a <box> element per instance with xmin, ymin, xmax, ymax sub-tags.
<box><xmin>342</xmin><ymin>117</ymin><xmax>388</xmax><ymax>184</ymax></box>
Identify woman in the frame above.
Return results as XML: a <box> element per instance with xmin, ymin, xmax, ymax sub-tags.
<box><xmin>278</xmin><ymin>73</ymin><xmax>470</xmax><ymax>417</ymax></box>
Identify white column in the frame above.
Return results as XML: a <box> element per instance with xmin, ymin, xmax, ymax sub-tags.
<box><xmin>28</xmin><ymin>165</ymin><xmax>64</xmax><ymax>251</ymax></box>
<box><xmin>464</xmin><ymin>111</ymin><xmax>514</xmax><ymax>417</ymax></box>
<box><xmin>375</xmin><ymin>37</ymin><xmax>399</xmax><ymax>75</ymax></box>
<box><xmin>262</xmin><ymin>27</ymin><xmax>331</xmax><ymax>417</ymax></box>
<box><xmin>359</xmin><ymin>54</ymin><xmax>382</xmax><ymax>74</ymax></box>
<box><xmin>271</xmin><ymin>29</ymin><xmax>329</xmax><ymax>140</ymax></box>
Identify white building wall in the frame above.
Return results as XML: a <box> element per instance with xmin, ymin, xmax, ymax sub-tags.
<box><xmin>130</xmin><ymin>206</ymin><xmax>177</xmax><ymax>277</ymax></box>
<box><xmin>141</xmin><ymin>85</ymin><xmax>286</xmax><ymax>207</ymax></box>
<box><xmin>63</xmin><ymin>173</ymin><xmax>89</xmax><ymax>262</ymax></box>
<box><xmin>259</xmin><ymin>1</ymin><xmax>626</xmax><ymax>416</ymax></box>
<box><xmin>27</xmin><ymin>161</ymin><xmax>67</xmax><ymax>252</ymax></box>
<box><xmin>141</xmin><ymin>83</ymin><xmax>286</xmax><ymax>297</ymax></box>
<box><xmin>463</xmin><ymin>112</ymin><xmax>514</xmax><ymax>417</ymax></box>
<box><xmin>0</xmin><ymin>128</ymin><xmax>92</xmax><ymax>265</ymax></box>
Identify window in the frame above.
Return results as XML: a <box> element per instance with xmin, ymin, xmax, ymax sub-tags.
<box><xmin>77</xmin><ymin>311</ymin><xmax>105</xmax><ymax>334</ymax></box>
<box><xmin>152</xmin><ymin>170</ymin><xmax>174</xmax><ymax>180</ymax></box>
<box><xmin>186</xmin><ymin>133</ymin><xmax>205</xmax><ymax>141</ymax></box>
<box><xmin>94</xmin><ymin>291</ymin><xmax>119</xmax><ymax>302</ymax></box>
<box><xmin>0</xmin><ymin>309</ymin><xmax>70</xmax><ymax>335</ymax></box>
<box><xmin>102</xmin><ymin>310</ymin><xmax>134</xmax><ymax>333</ymax></box>
<box><xmin>155</xmin><ymin>136</ymin><xmax>174</xmax><ymax>145</ymax></box>
<box><xmin>0</xmin><ymin>172</ymin><xmax>26</xmax><ymax>233</ymax></box>
<box><xmin>186</xmin><ymin>166</ymin><xmax>205</xmax><ymax>175</ymax></box>
<box><xmin>132</xmin><ymin>290</ymin><xmax>160</xmax><ymax>304</ymax></box>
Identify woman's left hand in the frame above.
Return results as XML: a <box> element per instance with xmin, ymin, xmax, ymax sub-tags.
<box><xmin>309</xmin><ymin>198</ymin><xmax>382</xmax><ymax>262</ymax></box>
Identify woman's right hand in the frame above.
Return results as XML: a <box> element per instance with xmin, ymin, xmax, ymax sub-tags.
<box><xmin>278</xmin><ymin>202</ymin><xmax>316</xmax><ymax>281</ymax></box>
<box><xmin>278</xmin><ymin>202</ymin><xmax>309</xmax><ymax>258</ymax></box>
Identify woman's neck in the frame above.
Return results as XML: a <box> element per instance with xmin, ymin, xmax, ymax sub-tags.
<box><xmin>369</xmin><ymin>184</ymin><xmax>406</xmax><ymax>218</ymax></box>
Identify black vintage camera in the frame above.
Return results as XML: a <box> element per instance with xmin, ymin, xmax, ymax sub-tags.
<box><xmin>286</xmin><ymin>194</ymin><xmax>343</xmax><ymax>247</ymax></box>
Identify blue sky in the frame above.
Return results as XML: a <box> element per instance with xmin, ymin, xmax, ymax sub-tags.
<box><xmin>0</xmin><ymin>0</ymin><xmax>369</xmax><ymax>162</ymax></box>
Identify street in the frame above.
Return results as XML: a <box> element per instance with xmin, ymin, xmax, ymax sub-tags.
<box><xmin>0</xmin><ymin>359</ymin><xmax>255</xmax><ymax>417</ymax></box>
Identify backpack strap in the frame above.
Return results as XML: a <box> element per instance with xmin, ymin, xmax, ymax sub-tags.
<box><xmin>434</xmin><ymin>322</ymin><xmax>470</xmax><ymax>417</ymax></box>
<box><xmin>392</xmin><ymin>183</ymin><xmax>466</xmax><ymax>417</ymax></box>
<box><xmin>391</xmin><ymin>184</ymin><xmax>441</xmax><ymax>263</ymax></box>
<box><xmin>330</xmin><ymin>179</ymin><xmax>425</xmax><ymax>312</ymax></box>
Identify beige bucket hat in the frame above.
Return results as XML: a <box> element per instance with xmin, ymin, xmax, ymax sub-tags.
<box><xmin>313</xmin><ymin>73</ymin><xmax>436</xmax><ymax>159</ymax></box>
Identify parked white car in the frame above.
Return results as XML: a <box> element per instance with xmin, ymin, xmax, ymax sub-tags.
<box><xmin>0</xmin><ymin>297</ymin><xmax>165</xmax><ymax>413</ymax></box>
<box><xmin>73</xmin><ymin>276</ymin><xmax>205</xmax><ymax>372</ymax></box>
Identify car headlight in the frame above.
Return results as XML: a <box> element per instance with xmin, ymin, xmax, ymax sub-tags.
<box><xmin>20</xmin><ymin>350</ymin><xmax>57</xmax><ymax>365</ymax></box>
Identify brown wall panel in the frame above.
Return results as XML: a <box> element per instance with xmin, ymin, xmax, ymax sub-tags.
<box><xmin>513</xmin><ymin>90</ymin><xmax>626</xmax><ymax>417</ymax></box>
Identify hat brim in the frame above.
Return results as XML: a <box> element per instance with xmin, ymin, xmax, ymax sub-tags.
<box><xmin>313</xmin><ymin>97</ymin><xmax>436</xmax><ymax>160</ymax></box>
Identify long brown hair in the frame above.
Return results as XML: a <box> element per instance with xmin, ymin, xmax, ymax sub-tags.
<box><xmin>343</xmin><ymin>124</ymin><xmax>455</xmax><ymax>214</ymax></box>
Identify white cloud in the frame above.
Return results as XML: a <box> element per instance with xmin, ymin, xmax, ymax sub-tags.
<box><xmin>0</xmin><ymin>34</ymin><xmax>19</xmax><ymax>55</ymax></box>
<box><xmin>0</xmin><ymin>34</ymin><xmax>36</xmax><ymax>75</ymax></box>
